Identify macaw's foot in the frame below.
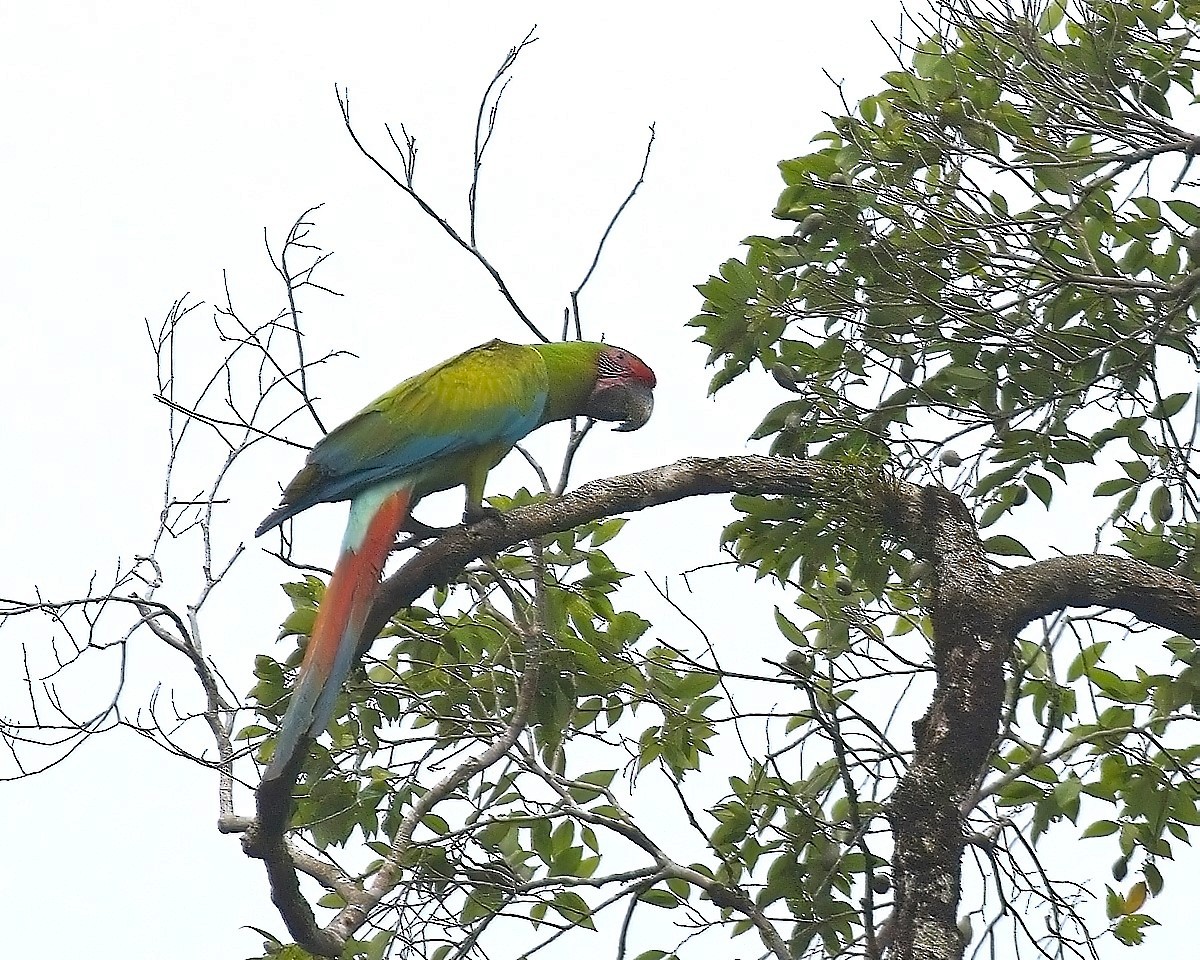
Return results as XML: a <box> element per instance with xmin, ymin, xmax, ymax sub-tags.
<box><xmin>399</xmin><ymin>516</ymin><xmax>451</xmax><ymax>540</ymax></box>
<box><xmin>463</xmin><ymin>503</ymin><xmax>504</xmax><ymax>526</ymax></box>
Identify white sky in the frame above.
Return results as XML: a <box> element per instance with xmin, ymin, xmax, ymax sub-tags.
<box><xmin>2</xmin><ymin>2</ymin><xmax>1194</xmax><ymax>958</ymax></box>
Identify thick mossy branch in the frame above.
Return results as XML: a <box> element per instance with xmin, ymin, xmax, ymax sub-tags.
<box><xmin>247</xmin><ymin>454</ymin><xmax>1200</xmax><ymax>957</ymax></box>
<box><xmin>886</xmin><ymin>486</ymin><xmax>1010</xmax><ymax>960</ymax></box>
<box><xmin>999</xmin><ymin>555</ymin><xmax>1200</xmax><ymax>639</ymax></box>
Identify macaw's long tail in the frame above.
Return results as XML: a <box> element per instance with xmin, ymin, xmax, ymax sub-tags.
<box><xmin>263</xmin><ymin>484</ymin><xmax>413</xmax><ymax>781</ymax></box>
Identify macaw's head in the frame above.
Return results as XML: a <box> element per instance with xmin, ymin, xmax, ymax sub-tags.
<box><xmin>585</xmin><ymin>344</ymin><xmax>657</xmax><ymax>432</ymax></box>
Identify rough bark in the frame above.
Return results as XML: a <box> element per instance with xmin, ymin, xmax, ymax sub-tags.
<box><xmin>998</xmin><ymin>554</ymin><xmax>1200</xmax><ymax>639</ymax></box>
<box><xmin>884</xmin><ymin>487</ymin><xmax>1010</xmax><ymax>960</ymax></box>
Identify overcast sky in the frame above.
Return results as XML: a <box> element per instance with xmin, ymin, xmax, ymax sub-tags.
<box><xmin>2</xmin><ymin>3</ymin><xmax>1194</xmax><ymax>958</ymax></box>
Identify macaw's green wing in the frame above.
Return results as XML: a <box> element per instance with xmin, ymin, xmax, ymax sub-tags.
<box><xmin>256</xmin><ymin>341</ymin><xmax>549</xmax><ymax>534</ymax></box>
<box><xmin>315</xmin><ymin>341</ymin><xmax>549</xmax><ymax>484</ymax></box>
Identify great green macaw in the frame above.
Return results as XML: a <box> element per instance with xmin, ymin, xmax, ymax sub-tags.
<box><xmin>256</xmin><ymin>338</ymin><xmax>656</xmax><ymax>779</ymax></box>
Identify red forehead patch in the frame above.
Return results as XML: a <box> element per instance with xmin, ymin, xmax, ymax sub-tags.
<box><xmin>603</xmin><ymin>346</ymin><xmax>656</xmax><ymax>388</ymax></box>
<box><xmin>625</xmin><ymin>352</ymin><xmax>656</xmax><ymax>387</ymax></box>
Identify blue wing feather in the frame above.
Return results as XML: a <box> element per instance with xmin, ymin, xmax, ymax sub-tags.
<box><xmin>256</xmin><ymin>341</ymin><xmax>549</xmax><ymax>535</ymax></box>
<box><xmin>306</xmin><ymin>402</ymin><xmax>544</xmax><ymax>503</ymax></box>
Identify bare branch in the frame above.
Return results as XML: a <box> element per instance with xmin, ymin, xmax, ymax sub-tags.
<box><xmin>336</xmin><ymin>84</ymin><xmax>549</xmax><ymax>343</ymax></box>
<box><xmin>153</xmin><ymin>394</ymin><xmax>311</xmax><ymax>450</ymax></box>
<box><xmin>569</xmin><ymin>123</ymin><xmax>656</xmax><ymax>337</ymax></box>
<box><xmin>553</xmin><ymin>418</ymin><xmax>593</xmax><ymax>496</ymax></box>
<box><xmin>264</xmin><ymin>204</ymin><xmax>344</xmax><ymax>434</ymax></box>
<box><xmin>469</xmin><ymin>27</ymin><xmax>538</xmax><ymax>247</ymax></box>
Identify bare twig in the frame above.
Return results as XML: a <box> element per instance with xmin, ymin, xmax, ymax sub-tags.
<box><xmin>569</xmin><ymin>123</ymin><xmax>656</xmax><ymax>337</ymax></box>
<box><xmin>336</xmin><ymin>84</ymin><xmax>549</xmax><ymax>343</ymax></box>
<box><xmin>264</xmin><ymin>204</ymin><xmax>345</xmax><ymax>434</ymax></box>
<box><xmin>469</xmin><ymin>27</ymin><xmax>538</xmax><ymax>247</ymax></box>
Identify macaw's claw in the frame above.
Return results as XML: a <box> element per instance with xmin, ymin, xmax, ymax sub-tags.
<box><xmin>399</xmin><ymin>515</ymin><xmax>451</xmax><ymax>540</ymax></box>
<box><xmin>464</xmin><ymin>504</ymin><xmax>504</xmax><ymax>526</ymax></box>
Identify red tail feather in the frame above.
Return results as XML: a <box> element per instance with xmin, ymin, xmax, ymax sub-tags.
<box><xmin>264</xmin><ymin>486</ymin><xmax>412</xmax><ymax>779</ymax></box>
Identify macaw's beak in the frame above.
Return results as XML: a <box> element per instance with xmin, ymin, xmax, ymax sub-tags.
<box><xmin>586</xmin><ymin>380</ymin><xmax>655</xmax><ymax>432</ymax></box>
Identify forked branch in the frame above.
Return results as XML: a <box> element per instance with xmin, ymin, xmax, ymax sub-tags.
<box><xmin>246</xmin><ymin>454</ymin><xmax>1200</xmax><ymax>955</ymax></box>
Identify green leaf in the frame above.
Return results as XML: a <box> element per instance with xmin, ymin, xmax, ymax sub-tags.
<box><xmin>551</xmin><ymin>820</ymin><xmax>574</xmax><ymax>855</ymax></box>
<box><xmin>1038</xmin><ymin>0</ymin><xmax>1066</xmax><ymax>33</ymax></box>
<box><xmin>589</xmin><ymin>517</ymin><xmax>628</xmax><ymax>547</ymax></box>
<box><xmin>364</xmin><ymin>929</ymin><xmax>393</xmax><ymax>960</ymax></box>
<box><xmin>1138</xmin><ymin>84</ymin><xmax>1172</xmax><ymax>117</ymax></box>
<box><xmin>639</xmin><ymin>888</ymin><xmax>680</xmax><ymax>909</ymax></box>
<box><xmin>676</xmin><ymin>671</ymin><xmax>721</xmax><ymax>698</ymax></box>
<box><xmin>1067</xmin><ymin>641</ymin><xmax>1109</xmax><ymax>682</ymax></box>
<box><xmin>551</xmin><ymin>891</ymin><xmax>595</xmax><ymax>929</ymax></box>
<box><xmin>1094</xmin><ymin>477</ymin><xmax>1135</xmax><ymax>497</ymax></box>
<box><xmin>1113</xmin><ymin>913</ymin><xmax>1159</xmax><ymax>946</ymax></box>
<box><xmin>1026</xmin><ymin>473</ymin><xmax>1053</xmax><ymax>507</ymax></box>
<box><xmin>1169</xmin><ymin>199</ymin><xmax>1200</xmax><ymax>226</ymax></box>
<box><xmin>1121</xmin><ymin>460</ymin><xmax>1150</xmax><ymax>482</ymax></box>
<box><xmin>997</xmin><ymin>779</ymin><xmax>1044</xmax><ymax>807</ymax></box>
<box><xmin>461</xmin><ymin>886</ymin><xmax>504</xmax><ymax>925</ymax></box>
<box><xmin>774</xmin><ymin>607</ymin><xmax>808</xmax><ymax>646</ymax></box>
<box><xmin>1051</xmin><ymin>439</ymin><xmax>1095</xmax><ymax>464</ymax></box>
<box><xmin>1128</xmin><ymin>429</ymin><xmax>1161</xmax><ymax>457</ymax></box>
<box><xmin>1150</xmin><ymin>484</ymin><xmax>1173</xmax><ymax>523</ymax></box>
<box><xmin>278</xmin><ymin>606</ymin><xmax>316</xmax><ymax>639</ymax></box>
<box><xmin>569</xmin><ymin>768</ymin><xmax>617</xmax><ymax>804</ymax></box>
<box><xmin>940</xmin><ymin>366</ymin><xmax>991</xmax><ymax>388</ymax></box>
<box><xmin>983</xmin><ymin>535</ymin><xmax>1034</xmax><ymax>558</ymax></box>
<box><xmin>1150</xmin><ymin>392</ymin><xmax>1190</xmax><ymax>419</ymax></box>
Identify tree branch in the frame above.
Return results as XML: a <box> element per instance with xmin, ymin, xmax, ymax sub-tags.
<box><xmin>335</xmin><ymin>85</ymin><xmax>549</xmax><ymax>343</ymax></box>
<box><xmin>469</xmin><ymin>28</ymin><xmax>538</xmax><ymax>247</ymax></box>
<box><xmin>885</xmin><ymin>485</ymin><xmax>1008</xmax><ymax>960</ymax></box>
<box><xmin>998</xmin><ymin>554</ymin><xmax>1200</xmax><ymax>639</ymax></box>
<box><xmin>568</xmin><ymin>123</ymin><xmax>656</xmax><ymax>336</ymax></box>
<box><xmin>364</xmin><ymin>456</ymin><xmax>921</xmax><ymax>642</ymax></box>
<box><xmin>324</xmin><ymin>539</ymin><xmax>547</xmax><ymax>944</ymax></box>
<box><xmin>246</xmin><ymin>454</ymin><xmax>1200</xmax><ymax>956</ymax></box>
